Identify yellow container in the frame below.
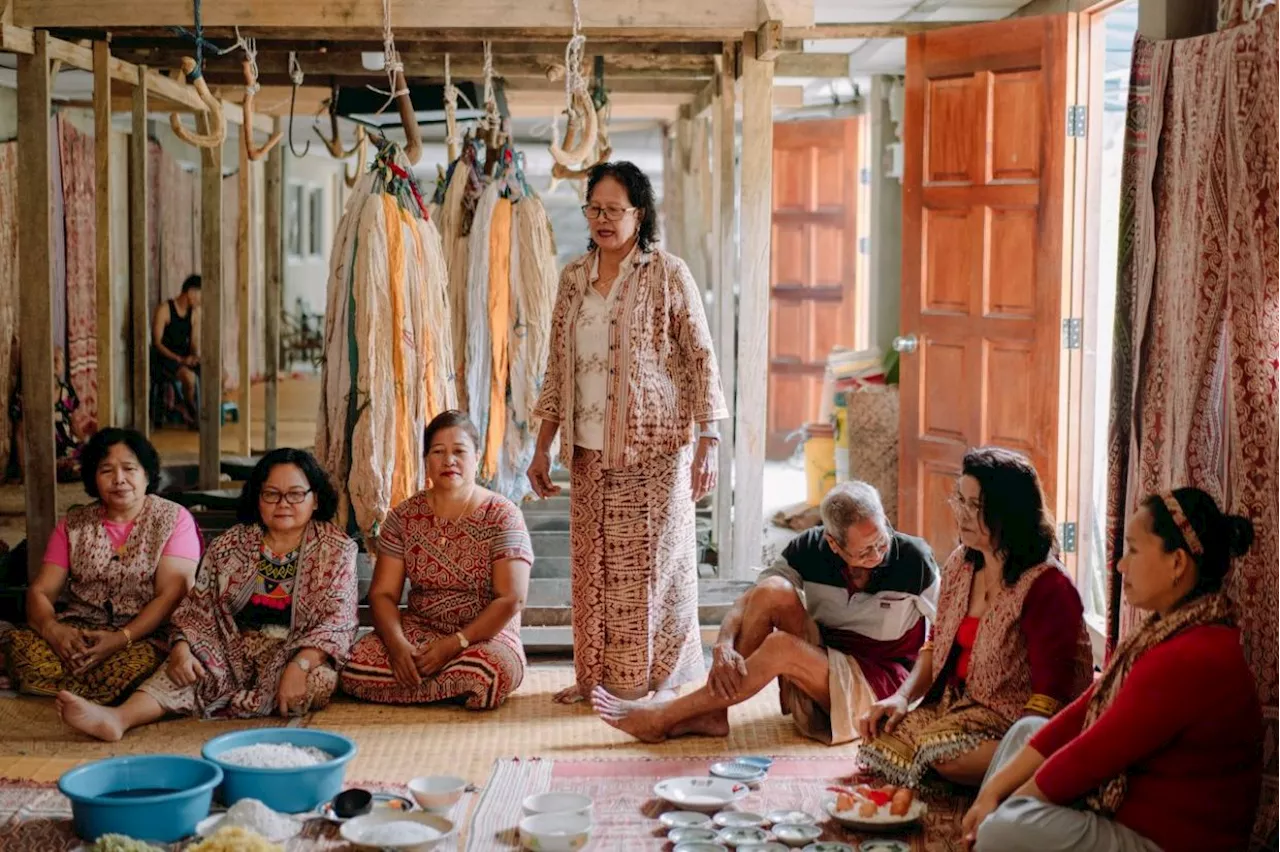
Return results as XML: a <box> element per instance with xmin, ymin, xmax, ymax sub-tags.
<box><xmin>804</xmin><ymin>423</ymin><xmax>837</xmax><ymax>507</ymax></box>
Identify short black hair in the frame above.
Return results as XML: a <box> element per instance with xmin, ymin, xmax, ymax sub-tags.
<box><xmin>423</xmin><ymin>409</ymin><xmax>481</xmax><ymax>455</ymax></box>
<box><xmin>80</xmin><ymin>428</ymin><xmax>162</xmax><ymax>499</ymax></box>
<box><xmin>962</xmin><ymin>446</ymin><xmax>1057</xmax><ymax>586</ymax></box>
<box><xmin>181</xmin><ymin>275</ymin><xmax>202</xmax><ymax>293</ymax></box>
<box><xmin>585</xmin><ymin>161</ymin><xmax>659</xmax><ymax>253</ymax></box>
<box><xmin>236</xmin><ymin>448</ymin><xmax>339</xmax><ymax>526</ymax></box>
<box><xmin>1142</xmin><ymin>487</ymin><xmax>1254</xmax><ymax>599</ymax></box>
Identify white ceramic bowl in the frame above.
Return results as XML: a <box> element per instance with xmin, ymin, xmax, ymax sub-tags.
<box><xmin>652</xmin><ymin>777</ymin><xmax>751</xmax><ymax>812</ymax></box>
<box><xmin>519</xmin><ymin>811</ymin><xmax>593</xmax><ymax>851</ymax></box>
<box><xmin>407</xmin><ymin>776</ymin><xmax>467</xmax><ymax>812</ymax></box>
<box><xmin>339</xmin><ymin>810</ymin><xmax>455</xmax><ymax>851</ymax></box>
<box><xmin>521</xmin><ymin>792</ymin><xmax>593</xmax><ymax>820</ymax></box>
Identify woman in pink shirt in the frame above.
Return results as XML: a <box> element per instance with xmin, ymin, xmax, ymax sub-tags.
<box><xmin>2</xmin><ymin>428</ymin><xmax>201</xmax><ymax>704</ymax></box>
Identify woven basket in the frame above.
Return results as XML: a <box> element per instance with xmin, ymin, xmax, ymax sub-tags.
<box><xmin>846</xmin><ymin>386</ymin><xmax>900</xmax><ymax>527</ymax></box>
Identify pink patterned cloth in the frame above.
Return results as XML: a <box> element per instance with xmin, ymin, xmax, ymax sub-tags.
<box><xmin>41</xmin><ymin>507</ymin><xmax>201</xmax><ymax>570</ymax></box>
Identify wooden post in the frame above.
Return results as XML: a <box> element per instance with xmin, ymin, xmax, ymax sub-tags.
<box><xmin>732</xmin><ymin>31</ymin><xmax>773</xmax><ymax>578</ymax></box>
<box><xmin>263</xmin><ymin>117</ymin><xmax>283</xmax><ymax>451</ymax></box>
<box><xmin>199</xmin><ymin>128</ymin><xmax>223</xmax><ymax>489</ymax></box>
<box><xmin>93</xmin><ymin>41</ymin><xmax>114</xmax><ymax>429</ymax></box>
<box><xmin>17</xmin><ymin>30</ymin><xmax>56</xmax><ymax>578</ymax></box>
<box><xmin>712</xmin><ymin>45</ymin><xmax>737</xmax><ymax>578</ymax></box>
<box><xmin>237</xmin><ymin>127</ymin><xmax>252</xmax><ymax>456</ymax></box>
<box><xmin>129</xmin><ymin>67</ymin><xmax>149</xmax><ymax>433</ymax></box>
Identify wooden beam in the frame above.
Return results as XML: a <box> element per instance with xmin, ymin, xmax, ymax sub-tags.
<box><xmin>775</xmin><ymin>51</ymin><xmax>847</xmax><ymax>77</ymax></box>
<box><xmin>264</xmin><ymin>118</ymin><xmax>283</xmax><ymax>451</ymax></box>
<box><xmin>782</xmin><ymin>22</ymin><xmax>978</xmax><ymax>40</ymax></box>
<box><xmin>712</xmin><ymin>44</ymin><xmax>737</xmax><ymax>579</ymax></box>
<box><xmin>17</xmin><ymin>29</ymin><xmax>56</xmax><ymax>578</ymax></box>
<box><xmin>129</xmin><ymin>68</ymin><xmax>150</xmax><ymax>434</ymax></box>
<box><xmin>733</xmin><ymin>30</ymin><xmax>773</xmax><ymax>577</ymax></box>
<box><xmin>199</xmin><ymin>126</ymin><xmax>223</xmax><ymax>489</ymax></box>
<box><xmin>93</xmin><ymin>41</ymin><xmax>115</xmax><ymax>429</ymax></box>
<box><xmin>82</xmin><ymin>36</ymin><xmax>729</xmax><ymax>55</ymax></box>
<box><xmin>237</xmin><ymin>124</ymin><xmax>252</xmax><ymax>457</ymax></box>
<box><xmin>506</xmin><ymin>90</ymin><xmax>694</xmax><ymax>117</ymax></box>
<box><xmin>15</xmin><ymin>0</ymin><xmax>815</xmax><ymax>32</ymax></box>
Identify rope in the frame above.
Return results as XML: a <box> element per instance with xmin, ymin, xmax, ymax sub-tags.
<box><xmin>365</xmin><ymin>0</ymin><xmax>409</xmax><ymax>114</ymax></box>
<box><xmin>235</xmin><ymin>27</ymin><xmax>261</xmax><ymax>95</ymax></box>
<box><xmin>563</xmin><ymin>0</ymin><xmax>586</xmax><ymax>112</ymax></box>
<box><xmin>288</xmin><ymin>51</ymin><xmax>305</xmax><ymax>88</ymax></box>
<box><xmin>481</xmin><ymin>42</ymin><xmax>500</xmax><ymax>128</ymax></box>
<box><xmin>444</xmin><ymin>53</ymin><xmax>461</xmax><ymax>151</ymax></box>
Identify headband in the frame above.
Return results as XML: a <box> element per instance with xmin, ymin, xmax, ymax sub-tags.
<box><xmin>1161</xmin><ymin>492</ymin><xmax>1204</xmax><ymax>557</ymax></box>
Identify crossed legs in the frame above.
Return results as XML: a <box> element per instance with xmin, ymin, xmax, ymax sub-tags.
<box><xmin>593</xmin><ymin>578</ymin><xmax>830</xmax><ymax>742</ymax></box>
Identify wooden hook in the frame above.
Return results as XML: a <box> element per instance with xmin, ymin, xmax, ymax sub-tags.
<box><xmin>550</xmin><ymin>86</ymin><xmax>598</xmax><ymax>168</ymax></box>
<box><xmin>393</xmin><ymin>70</ymin><xmax>422</xmax><ymax>165</ymax></box>
<box><xmin>314</xmin><ymin>89</ymin><xmax>364</xmax><ymax>160</ymax></box>
<box><xmin>344</xmin><ymin>126</ymin><xmax>368</xmax><ymax>189</ymax></box>
<box><xmin>169</xmin><ymin>57</ymin><xmax>226</xmax><ymax>149</ymax></box>
<box><xmin>242</xmin><ymin>59</ymin><xmax>283</xmax><ymax>162</ymax></box>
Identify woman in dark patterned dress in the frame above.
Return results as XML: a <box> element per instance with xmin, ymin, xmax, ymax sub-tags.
<box><xmin>341</xmin><ymin>410</ymin><xmax>534</xmax><ymax>709</ymax></box>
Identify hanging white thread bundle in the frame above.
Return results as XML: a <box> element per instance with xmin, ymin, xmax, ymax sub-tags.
<box><xmin>288</xmin><ymin>51</ymin><xmax>305</xmax><ymax>88</ymax></box>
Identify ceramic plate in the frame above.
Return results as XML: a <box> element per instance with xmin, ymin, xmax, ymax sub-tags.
<box><xmin>765</xmin><ymin>810</ymin><xmax>815</xmax><ymax>826</ymax></box>
<box><xmin>718</xmin><ymin>826</ymin><xmax>771</xmax><ymax>847</ymax></box>
<box><xmin>714</xmin><ymin>811</ymin><xmax>766</xmax><ymax>828</ymax></box>
<box><xmin>736</xmin><ymin>843</ymin><xmax>789</xmax><ymax>852</ymax></box>
<box><xmin>823</xmin><ymin>795</ymin><xmax>927</xmax><ymax>830</ymax></box>
<box><xmin>709</xmin><ymin>761</ymin><xmax>767</xmax><ymax>783</ymax></box>
<box><xmin>800</xmin><ymin>844</ymin><xmax>856</xmax><ymax>852</ymax></box>
<box><xmin>669</xmin><ymin>827</ymin><xmax>722</xmax><ymax>844</ymax></box>
<box><xmin>661</xmin><ymin>810</ymin><xmax>716</xmax><ymax>829</ymax></box>
<box><xmin>653</xmin><ymin>777</ymin><xmax>750</xmax><ymax>812</ymax></box>
<box><xmin>858</xmin><ymin>841</ymin><xmax>911</xmax><ymax>852</ymax></box>
<box><xmin>736</xmin><ymin>756</ymin><xmax>775</xmax><ymax>771</ymax></box>
<box><xmin>673</xmin><ymin>843</ymin><xmax>730</xmax><ymax>852</ymax></box>
<box><xmin>771</xmin><ymin>822</ymin><xmax>822</xmax><ymax>846</ymax></box>
<box><xmin>195</xmin><ymin>813</ymin><xmax>304</xmax><ymax>842</ymax></box>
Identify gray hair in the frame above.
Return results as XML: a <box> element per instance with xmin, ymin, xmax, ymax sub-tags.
<box><xmin>820</xmin><ymin>481</ymin><xmax>886</xmax><ymax>547</ymax></box>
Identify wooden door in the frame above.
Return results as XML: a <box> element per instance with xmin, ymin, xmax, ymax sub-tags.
<box><xmin>898</xmin><ymin>16</ymin><xmax>1073</xmax><ymax>560</ymax></box>
<box><xmin>768</xmin><ymin>118</ymin><xmax>862</xmax><ymax>460</ymax></box>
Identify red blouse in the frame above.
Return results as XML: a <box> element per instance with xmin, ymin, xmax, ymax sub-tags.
<box><xmin>1031</xmin><ymin>624</ymin><xmax>1262</xmax><ymax>852</ymax></box>
<box><xmin>953</xmin><ymin>616</ymin><xmax>980</xmax><ymax>682</ymax></box>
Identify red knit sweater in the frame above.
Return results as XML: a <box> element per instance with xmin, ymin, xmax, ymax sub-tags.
<box><xmin>1031</xmin><ymin>624</ymin><xmax>1262</xmax><ymax>852</ymax></box>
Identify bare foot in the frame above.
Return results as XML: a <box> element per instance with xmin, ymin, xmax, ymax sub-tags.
<box><xmin>56</xmin><ymin>691</ymin><xmax>125</xmax><ymax>742</ymax></box>
<box><xmin>553</xmin><ymin>684</ymin><xmax>586</xmax><ymax>705</ymax></box>
<box><xmin>650</xmin><ymin>688</ymin><xmax>679</xmax><ymax>702</ymax></box>
<box><xmin>591</xmin><ymin>686</ymin><xmax>669</xmax><ymax>743</ymax></box>
<box><xmin>670</xmin><ymin>709</ymin><xmax>731</xmax><ymax>738</ymax></box>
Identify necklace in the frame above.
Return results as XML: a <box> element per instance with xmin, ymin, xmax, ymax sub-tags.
<box><xmin>430</xmin><ymin>487</ymin><xmax>479</xmax><ymax>545</ymax></box>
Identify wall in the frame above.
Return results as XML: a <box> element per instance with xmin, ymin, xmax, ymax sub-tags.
<box><xmin>283</xmin><ymin>149</ymin><xmax>346</xmax><ymax>320</ymax></box>
<box><xmin>867</xmin><ymin>76</ymin><xmax>904</xmax><ymax>352</ymax></box>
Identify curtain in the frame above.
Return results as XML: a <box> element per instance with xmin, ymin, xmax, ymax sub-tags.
<box><xmin>1105</xmin><ymin>13</ymin><xmax>1278</xmax><ymax>851</ymax></box>
<box><xmin>57</xmin><ymin>116</ymin><xmax>98</xmax><ymax>424</ymax></box>
<box><xmin>1220</xmin><ymin>0</ymin><xmax>1276</xmax><ymax>29</ymax></box>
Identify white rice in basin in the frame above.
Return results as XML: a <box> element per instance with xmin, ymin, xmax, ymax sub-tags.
<box><xmin>217</xmin><ymin>743</ymin><xmax>333</xmax><ymax>769</ymax></box>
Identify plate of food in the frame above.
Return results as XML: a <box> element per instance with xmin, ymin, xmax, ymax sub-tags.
<box><xmin>653</xmin><ymin>777</ymin><xmax>751</xmax><ymax>812</ymax></box>
<box><xmin>823</xmin><ymin>785</ymin><xmax>927</xmax><ymax>830</ymax></box>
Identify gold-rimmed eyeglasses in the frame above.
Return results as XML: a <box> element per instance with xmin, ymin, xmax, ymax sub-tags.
<box><xmin>948</xmin><ymin>492</ymin><xmax>982</xmax><ymax>518</ymax></box>
<box><xmin>261</xmin><ymin>488</ymin><xmax>312</xmax><ymax>505</ymax></box>
<box><xmin>581</xmin><ymin>204</ymin><xmax>637</xmax><ymax>221</ymax></box>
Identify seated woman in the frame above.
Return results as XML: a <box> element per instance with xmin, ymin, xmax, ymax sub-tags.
<box><xmin>962</xmin><ymin>488</ymin><xmax>1263</xmax><ymax>852</ymax></box>
<box><xmin>341</xmin><ymin>411</ymin><xmax>533</xmax><ymax>710</ymax></box>
<box><xmin>56</xmin><ymin>448</ymin><xmax>359</xmax><ymax>740</ymax></box>
<box><xmin>3</xmin><ymin>428</ymin><xmax>200</xmax><ymax>704</ymax></box>
<box><xmin>857</xmin><ymin>447</ymin><xmax>1093</xmax><ymax>788</ymax></box>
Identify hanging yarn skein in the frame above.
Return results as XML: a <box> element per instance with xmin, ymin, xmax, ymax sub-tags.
<box><xmin>316</xmin><ymin>142</ymin><xmax>456</xmax><ymax>543</ymax></box>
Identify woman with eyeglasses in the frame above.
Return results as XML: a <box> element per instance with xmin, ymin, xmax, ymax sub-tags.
<box><xmin>5</xmin><ymin>428</ymin><xmax>200</xmax><ymax>706</ymax></box>
<box><xmin>527</xmin><ymin>161</ymin><xmax>728</xmax><ymax>706</ymax></box>
<box><xmin>341</xmin><ymin>410</ymin><xmax>533</xmax><ymax>709</ymax></box>
<box><xmin>54</xmin><ymin>448</ymin><xmax>357</xmax><ymax>739</ymax></box>
<box><xmin>856</xmin><ymin>447</ymin><xmax>1093</xmax><ymax>789</ymax></box>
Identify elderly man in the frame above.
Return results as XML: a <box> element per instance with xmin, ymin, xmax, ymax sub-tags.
<box><xmin>594</xmin><ymin>481</ymin><xmax>939</xmax><ymax>744</ymax></box>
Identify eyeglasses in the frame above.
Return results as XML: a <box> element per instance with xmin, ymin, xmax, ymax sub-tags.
<box><xmin>948</xmin><ymin>492</ymin><xmax>982</xmax><ymax>518</ymax></box>
<box><xmin>827</xmin><ymin>530</ymin><xmax>891</xmax><ymax>564</ymax></box>
<box><xmin>261</xmin><ymin>488</ymin><xmax>312</xmax><ymax>505</ymax></box>
<box><xmin>581</xmin><ymin>204</ymin><xmax>637</xmax><ymax>221</ymax></box>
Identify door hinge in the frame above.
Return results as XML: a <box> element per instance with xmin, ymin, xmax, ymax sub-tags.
<box><xmin>1062</xmin><ymin>317</ymin><xmax>1082</xmax><ymax>350</ymax></box>
<box><xmin>1067</xmin><ymin>105</ymin><xmax>1087</xmax><ymax>138</ymax></box>
<box><xmin>858</xmin><ymin>236</ymin><xmax>869</xmax><ymax>255</ymax></box>
<box><xmin>1060</xmin><ymin>522</ymin><xmax>1078</xmax><ymax>554</ymax></box>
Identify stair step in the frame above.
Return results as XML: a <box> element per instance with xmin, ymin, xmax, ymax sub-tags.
<box><xmin>529</xmin><ymin>530</ymin><xmax>571</xmax><ymax>558</ymax></box>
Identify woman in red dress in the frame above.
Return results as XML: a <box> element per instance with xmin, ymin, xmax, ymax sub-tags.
<box><xmin>341</xmin><ymin>411</ymin><xmax>534</xmax><ymax>709</ymax></box>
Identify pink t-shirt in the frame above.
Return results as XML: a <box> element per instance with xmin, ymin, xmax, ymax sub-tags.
<box><xmin>42</xmin><ymin>506</ymin><xmax>203</xmax><ymax>570</ymax></box>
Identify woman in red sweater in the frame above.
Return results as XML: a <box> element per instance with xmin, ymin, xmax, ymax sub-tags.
<box><xmin>961</xmin><ymin>487</ymin><xmax>1263</xmax><ymax>852</ymax></box>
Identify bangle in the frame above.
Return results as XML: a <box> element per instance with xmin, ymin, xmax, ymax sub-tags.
<box><xmin>120</xmin><ymin>627</ymin><xmax>134</xmax><ymax>649</ymax></box>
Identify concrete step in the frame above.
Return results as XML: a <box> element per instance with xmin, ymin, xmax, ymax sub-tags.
<box><xmin>522</xmin><ymin>578</ymin><xmax>751</xmax><ymax>628</ymax></box>
<box><xmin>530</xmin><ymin>556</ymin><xmax>573</xmax><ymax>578</ymax></box>
<box><xmin>530</xmin><ymin>530</ymin><xmax>571</xmax><ymax>559</ymax></box>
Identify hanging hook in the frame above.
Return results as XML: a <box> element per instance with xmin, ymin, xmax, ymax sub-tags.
<box><xmin>314</xmin><ymin>81</ymin><xmax>363</xmax><ymax>159</ymax></box>
<box><xmin>287</xmin><ymin>51</ymin><xmax>311</xmax><ymax>158</ymax></box>
<box><xmin>344</xmin><ymin>126</ymin><xmax>368</xmax><ymax>188</ymax></box>
<box><xmin>242</xmin><ymin>47</ymin><xmax>283</xmax><ymax>161</ymax></box>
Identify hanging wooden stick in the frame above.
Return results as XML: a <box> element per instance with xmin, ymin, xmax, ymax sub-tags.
<box><xmin>242</xmin><ymin>58</ymin><xmax>283</xmax><ymax>161</ymax></box>
<box><xmin>345</xmin><ymin>126</ymin><xmax>368</xmax><ymax>189</ymax></box>
<box><xmin>169</xmin><ymin>57</ymin><xmax>226</xmax><ymax>149</ymax></box>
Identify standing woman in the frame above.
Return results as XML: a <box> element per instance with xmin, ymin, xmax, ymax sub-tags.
<box><xmin>527</xmin><ymin>161</ymin><xmax>729</xmax><ymax>705</ymax></box>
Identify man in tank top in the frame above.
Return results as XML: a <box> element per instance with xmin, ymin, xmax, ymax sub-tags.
<box><xmin>150</xmin><ymin>275</ymin><xmax>202</xmax><ymax>424</ymax></box>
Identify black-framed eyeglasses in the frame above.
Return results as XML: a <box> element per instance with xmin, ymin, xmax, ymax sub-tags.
<box><xmin>581</xmin><ymin>204</ymin><xmax>637</xmax><ymax>221</ymax></box>
<box><xmin>261</xmin><ymin>488</ymin><xmax>312</xmax><ymax>505</ymax></box>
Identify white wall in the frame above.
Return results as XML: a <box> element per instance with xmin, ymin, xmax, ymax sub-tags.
<box><xmin>283</xmin><ymin>150</ymin><xmax>346</xmax><ymax>320</ymax></box>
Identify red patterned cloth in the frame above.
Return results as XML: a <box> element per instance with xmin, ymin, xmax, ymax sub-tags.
<box><xmin>55</xmin><ymin>116</ymin><xmax>97</xmax><ymax>423</ymax></box>
<box><xmin>340</xmin><ymin>491</ymin><xmax>532</xmax><ymax>709</ymax></box>
<box><xmin>1105</xmin><ymin>13</ymin><xmax>1278</xmax><ymax>848</ymax></box>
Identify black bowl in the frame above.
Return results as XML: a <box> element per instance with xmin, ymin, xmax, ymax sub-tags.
<box><xmin>332</xmin><ymin>787</ymin><xmax>374</xmax><ymax>819</ymax></box>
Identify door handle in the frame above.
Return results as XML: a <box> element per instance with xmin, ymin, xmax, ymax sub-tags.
<box><xmin>892</xmin><ymin>334</ymin><xmax>919</xmax><ymax>354</ymax></box>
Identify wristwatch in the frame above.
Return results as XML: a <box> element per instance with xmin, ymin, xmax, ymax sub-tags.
<box><xmin>455</xmin><ymin>631</ymin><xmax>470</xmax><ymax>650</ymax></box>
<box><xmin>292</xmin><ymin>657</ymin><xmax>313</xmax><ymax>673</ymax></box>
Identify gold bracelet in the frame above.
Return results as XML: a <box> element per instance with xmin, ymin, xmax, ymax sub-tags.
<box><xmin>120</xmin><ymin>627</ymin><xmax>134</xmax><ymax>649</ymax></box>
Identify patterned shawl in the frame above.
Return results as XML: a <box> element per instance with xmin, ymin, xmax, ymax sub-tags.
<box><xmin>1083</xmin><ymin>591</ymin><xmax>1237</xmax><ymax>814</ymax></box>
<box><xmin>172</xmin><ymin>521</ymin><xmax>359</xmax><ymax>718</ymax></box>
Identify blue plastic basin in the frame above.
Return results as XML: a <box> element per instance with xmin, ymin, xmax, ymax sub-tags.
<box><xmin>57</xmin><ymin>755</ymin><xmax>222</xmax><ymax>843</ymax></box>
<box><xmin>202</xmin><ymin>728</ymin><xmax>357</xmax><ymax>814</ymax></box>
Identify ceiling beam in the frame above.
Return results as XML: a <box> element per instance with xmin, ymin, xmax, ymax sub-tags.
<box><xmin>774</xmin><ymin>52</ymin><xmax>847</xmax><ymax>77</ymax></box>
<box><xmin>14</xmin><ymin>0</ymin><xmax>814</xmax><ymax>33</ymax></box>
<box><xmin>53</xmin><ymin>33</ymin><xmax>731</xmax><ymax>55</ymax></box>
<box><xmin>782</xmin><ymin>22</ymin><xmax>980</xmax><ymax>40</ymax></box>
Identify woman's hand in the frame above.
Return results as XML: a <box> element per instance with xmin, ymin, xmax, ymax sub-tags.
<box><xmin>692</xmin><ymin>438</ymin><xmax>718</xmax><ymax>501</ymax></box>
<box><xmin>961</xmin><ymin>791</ymin><xmax>1002</xmax><ymax>850</ymax></box>
<box><xmin>70</xmin><ymin>629</ymin><xmax>127</xmax><ymax>676</ymax></box>
<box><xmin>40</xmin><ymin>620</ymin><xmax>88</xmax><ymax>665</ymax></box>
<box><xmin>166</xmin><ymin>641</ymin><xmax>207</xmax><ymax>687</ymax></box>
<box><xmin>526</xmin><ymin>450</ymin><xmax>561</xmax><ymax>499</ymax></box>
<box><xmin>857</xmin><ymin>693</ymin><xmax>910</xmax><ymax>741</ymax></box>
<box><xmin>388</xmin><ymin>640</ymin><xmax>422</xmax><ymax>688</ymax></box>
<box><xmin>412</xmin><ymin>638</ymin><xmax>458</xmax><ymax>678</ymax></box>
<box><xmin>276</xmin><ymin>661</ymin><xmax>310</xmax><ymax>717</ymax></box>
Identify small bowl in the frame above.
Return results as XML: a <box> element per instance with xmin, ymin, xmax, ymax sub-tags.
<box><xmin>521</xmin><ymin>791</ymin><xmax>593</xmax><ymax>820</ymax></box>
<box><xmin>340</xmin><ymin>810</ymin><xmax>455</xmax><ymax>851</ymax></box>
<box><xmin>714</xmin><ymin>811</ymin><xmax>766</xmax><ymax>828</ymax></box>
<box><xmin>660</xmin><ymin>811</ymin><xmax>714</xmax><ymax>829</ymax></box>
<box><xmin>58</xmin><ymin>755</ymin><xmax>223</xmax><ymax>843</ymax></box>
<box><xmin>673</xmin><ymin>843</ymin><xmax>729</xmax><ymax>852</ymax></box>
<box><xmin>772</xmin><ymin>822</ymin><xmax>822</xmax><ymax>846</ymax></box>
<box><xmin>518</xmin><ymin>811</ymin><xmax>592</xmax><ymax>852</ymax></box>
<box><xmin>407</xmin><ymin>775</ymin><xmax>467</xmax><ymax>812</ymax></box>
<box><xmin>333</xmin><ymin>788</ymin><xmax>375</xmax><ymax>819</ymax></box>
<box><xmin>718</xmin><ymin>827</ymin><xmax>771</xmax><ymax>847</ymax></box>
<box><xmin>669</xmin><ymin>827</ymin><xmax>721</xmax><ymax>844</ymax></box>
<box><xmin>764</xmin><ymin>810</ymin><xmax>815</xmax><ymax>826</ymax></box>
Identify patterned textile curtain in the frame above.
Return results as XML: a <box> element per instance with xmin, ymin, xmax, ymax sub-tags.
<box><xmin>57</xmin><ymin>116</ymin><xmax>98</xmax><ymax>423</ymax></box>
<box><xmin>1105</xmin><ymin>13</ymin><xmax>1278</xmax><ymax>851</ymax></box>
<box><xmin>1220</xmin><ymin>0</ymin><xmax>1276</xmax><ymax>29</ymax></box>
<box><xmin>221</xmin><ymin>173</ymin><xmax>239</xmax><ymax>393</ymax></box>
